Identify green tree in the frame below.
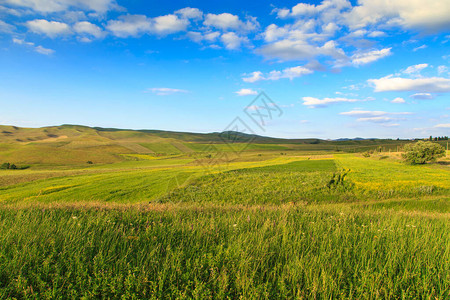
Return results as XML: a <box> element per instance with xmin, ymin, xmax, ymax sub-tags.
<box><xmin>402</xmin><ymin>141</ymin><xmax>445</xmax><ymax>164</ymax></box>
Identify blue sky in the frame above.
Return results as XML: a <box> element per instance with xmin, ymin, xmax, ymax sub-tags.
<box><xmin>0</xmin><ymin>0</ymin><xmax>449</xmax><ymax>139</ymax></box>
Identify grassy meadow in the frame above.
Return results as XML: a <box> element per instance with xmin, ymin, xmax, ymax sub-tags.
<box><xmin>0</xmin><ymin>125</ymin><xmax>449</xmax><ymax>298</ymax></box>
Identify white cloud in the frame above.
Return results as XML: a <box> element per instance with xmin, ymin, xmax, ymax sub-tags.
<box><xmin>242</xmin><ymin>71</ymin><xmax>264</xmax><ymax>83</ymax></box>
<box><xmin>13</xmin><ymin>38</ymin><xmax>54</xmax><ymax>55</ymax></box>
<box><xmin>259</xmin><ymin>39</ymin><xmax>346</xmax><ymax>62</ymax></box>
<box><xmin>203</xmin><ymin>13</ymin><xmax>258</xmax><ymax>31</ymax></box>
<box><xmin>204</xmin><ymin>13</ymin><xmax>240</xmax><ymax>30</ymax></box>
<box><xmin>74</xmin><ymin>21</ymin><xmax>104</xmax><ymax>38</ymax></box>
<box><xmin>413</xmin><ymin>45</ymin><xmax>427</xmax><ymax>51</ymax></box>
<box><xmin>34</xmin><ymin>45</ymin><xmax>54</xmax><ymax>55</ymax></box>
<box><xmin>246</xmin><ymin>105</ymin><xmax>260</xmax><ymax>111</ymax></box>
<box><xmin>220</xmin><ymin>32</ymin><xmax>247</xmax><ymax>50</ymax></box>
<box><xmin>62</xmin><ymin>11</ymin><xmax>88</xmax><ymax>23</ymax></box>
<box><xmin>263</xmin><ymin>24</ymin><xmax>288</xmax><ymax>42</ymax></box>
<box><xmin>175</xmin><ymin>7</ymin><xmax>203</xmax><ymax>20</ymax></box>
<box><xmin>438</xmin><ymin>65</ymin><xmax>449</xmax><ymax>75</ymax></box>
<box><xmin>434</xmin><ymin>123</ymin><xmax>450</xmax><ymax>128</ymax></box>
<box><xmin>368</xmin><ymin>75</ymin><xmax>450</xmax><ymax>93</ymax></box>
<box><xmin>268</xmin><ymin>66</ymin><xmax>313</xmax><ymax>80</ymax></box>
<box><xmin>235</xmin><ymin>88</ymin><xmax>257</xmax><ymax>96</ymax></box>
<box><xmin>403</xmin><ymin>63</ymin><xmax>428</xmax><ymax>75</ymax></box>
<box><xmin>302</xmin><ymin>96</ymin><xmax>359</xmax><ymax>107</ymax></box>
<box><xmin>340</xmin><ymin>110</ymin><xmax>411</xmax><ymax>123</ymax></box>
<box><xmin>410</xmin><ymin>93</ymin><xmax>435</xmax><ymax>100</ymax></box>
<box><xmin>12</xmin><ymin>37</ymin><xmax>33</xmax><ymax>45</ymax></box>
<box><xmin>152</xmin><ymin>14</ymin><xmax>188</xmax><ymax>35</ymax></box>
<box><xmin>107</xmin><ymin>14</ymin><xmax>188</xmax><ymax>38</ymax></box>
<box><xmin>391</xmin><ymin>97</ymin><xmax>405</xmax><ymax>103</ymax></box>
<box><xmin>351</xmin><ymin>48</ymin><xmax>391</xmax><ymax>65</ymax></box>
<box><xmin>367</xmin><ymin>30</ymin><xmax>385</xmax><ymax>37</ymax></box>
<box><xmin>148</xmin><ymin>88</ymin><xmax>188</xmax><ymax>96</ymax></box>
<box><xmin>106</xmin><ymin>15</ymin><xmax>151</xmax><ymax>37</ymax></box>
<box><xmin>26</xmin><ymin>19</ymin><xmax>71</xmax><ymax>38</ymax></box>
<box><xmin>0</xmin><ymin>5</ymin><xmax>25</xmax><ymax>16</ymax></box>
<box><xmin>0</xmin><ymin>20</ymin><xmax>15</xmax><ymax>33</ymax></box>
<box><xmin>357</xmin><ymin>116</ymin><xmax>395</xmax><ymax>123</ymax></box>
<box><xmin>279</xmin><ymin>0</ymin><xmax>352</xmax><ymax>19</ymax></box>
<box><xmin>187</xmin><ymin>31</ymin><xmax>220</xmax><ymax>43</ymax></box>
<box><xmin>344</xmin><ymin>0</ymin><xmax>450</xmax><ymax>33</ymax></box>
<box><xmin>3</xmin><ymin>0</ymin><xmax>119</xmax><ymax>13</ymax></box>
<box><xmin>340</xmin><ymin>110</ymin><xmax>387</xmax><ymax>117</ymax></box>
<box><xmin>242</xmin><ymin>66</ymin><xmax>313</xmax><ymax>82</ymax></box>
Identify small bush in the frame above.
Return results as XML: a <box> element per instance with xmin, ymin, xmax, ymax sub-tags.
<box><xmin>0</xmin><ymin>162</ymin><xmax>28</xmax><ymax>170</ymax></box>
<box><xmin>0</xmin><ymin>162</ymin><xmax>10</xmax><ymax>169</ymax></box>
<box><xmin>402</xmin><ymin>141</ymin><xmax>445</xmax><ymax>164</ymax></box>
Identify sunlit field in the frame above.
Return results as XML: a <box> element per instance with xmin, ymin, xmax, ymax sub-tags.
<box><xmin>0</xmin><ymin>136</ymin><xmax>449</xmax><ymax>298</ymax></box>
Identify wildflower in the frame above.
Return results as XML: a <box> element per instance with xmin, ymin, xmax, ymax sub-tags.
<box><xmin>72</xmin><ymin>216</ymin><xmax>77</xmax><ymax>220</ymax></box>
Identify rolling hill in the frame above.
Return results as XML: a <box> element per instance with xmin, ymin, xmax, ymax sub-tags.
<box><xmin>0</xmin><ymin>124</ymin><xmax>417</xmax><ymax>166</ymax></box>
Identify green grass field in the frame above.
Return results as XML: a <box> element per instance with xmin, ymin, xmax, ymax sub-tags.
<box><xmin>0</xmin><ymin>127</ymin><xmax>449</xmax><ymax>298</ymax></box>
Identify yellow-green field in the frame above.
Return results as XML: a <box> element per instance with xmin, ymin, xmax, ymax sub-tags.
<box><xmin>0</xmin><ymin>126</ymin><xmax>449</xmax><ymax>298</ymax></box>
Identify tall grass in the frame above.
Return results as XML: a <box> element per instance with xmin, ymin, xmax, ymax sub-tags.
<box><xmin>0</xmin><ymin>203</ymin><xmax>448</xmax><ymax>299</ymax></box>
<box><xmin>0</xmin><ymin>154</ymin><xmax>448</xmax><ymax>298</ymax></box>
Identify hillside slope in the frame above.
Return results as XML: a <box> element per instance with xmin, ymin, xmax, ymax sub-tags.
<box><xmin>0</xmin><ymin>124</ymin><xmax>416</xmax><ymax>166</ymax></box>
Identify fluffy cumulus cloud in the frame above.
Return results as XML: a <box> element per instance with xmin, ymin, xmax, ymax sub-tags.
<box><xmin>148</xmin><ymin>88</ymin><xmax>188</xmax><ymax>96</ymax></box>
<box><xmin>242</xmin><ymin>71</ymin><xmax>264</xmax><ymax>83</ymax></box>
<box><xmin>259</xmin><ymin>39</ymin><xmax>347</xmax><ymax>62</ymax></box>
<box><xmin>106</xmin><ymin>15</ymin><xmax>151</xmax><ymax>37</ymax></box>
<box><xmin>261</xmin><ymin>0</ymin><xmax>450</xmax><ymax>69</ymax></box>
<box><xmin>368</xmin><ymin>75</ymin><xmax>450</xmax><ymax>93</ymax></box>
<box><xmin>243</xmin><ymin>66</ymin><xmax>313</xmax><ymax>82</ymax></box>
<box><xmin>220</xmin><ymin>32</ymin><xmax>247</xmax><ymax>50</ymax></box>
<box><xmin>343</xmin><ymin>0</ymin><xmax>450</xmax><ymax>33</ymax></box>
<box><xmin>26</xmin><ymin>19</ymin><xmax>71</xmax><ymax>38</ymax></box>
<box><xmin>235</xmin><ymin>88</ymin><xmax>257</xmax><ymax>96</ymax></box>
<box><xmin>203</xmin><ymin>13</ymin><xmax>258</xmax><ymax>31</ymax></box>
<box><xmin>3</xmin><ymin>0</ymin><xmax>119</xmax><ymax>13</ymax></box>
<box><xmin>187</xmin><ymin>31</ymin><xmax>220</xmax><ymax>43</ymax></box>
<box><xmin>275</xmin><ymin>0</ymin><xmax>351</xmax><ymax>20</ymax></box>
<box><xmin>391</xmin><ymin>97</ymin><xmax>405</xmax><ymax>103</ymax></box>
<box><xmin>153</xmin><ymin>14</ymin><xmax>189</xmax><ymax>35</ymax></box>
<box><xmin>106</xmin><ymin>14</ymin><xmax>188</xmax><ymax>37</ymax></box>
<box><xmin>73</xmin><ymin>21</ymin><xmax>105</xmax><ymax>39</ymax></box>
<box><xmin>302</xmin><ymin>96</ymin><xmax>359</xmax><ymax>107</ymax></box>
<box><xmin>175</xmin><ymin>7</ymin><xmax>203</xmax><ymax>20</ymax></box>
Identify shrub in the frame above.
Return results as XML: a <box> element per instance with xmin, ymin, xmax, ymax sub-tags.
<box><xmin>0</xmin><ymin>162</ymin><xmax>29</xmax><ymax>170</ymax></box>
<box><xmin>402</xmin><ymin>141</ymin><xmax>445</xmax><ymax>164</ymax></box>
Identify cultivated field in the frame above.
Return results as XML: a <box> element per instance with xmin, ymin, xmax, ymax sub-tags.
<box><xmin>0</xmin><ymin>126</ymin><xmax>449</xmax><ymax>298</ymax></box>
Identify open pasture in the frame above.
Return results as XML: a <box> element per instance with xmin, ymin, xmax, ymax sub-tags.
<box><xmin>0</xmin><ymin>141</ymin><xmax>448</xmax><ymax>299</ymax></box>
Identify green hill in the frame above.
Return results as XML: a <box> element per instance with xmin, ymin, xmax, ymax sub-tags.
<box><xmin>0</xmin><ymin>124</ymin><xmax>418</xmax><ymax>166</ymax></box>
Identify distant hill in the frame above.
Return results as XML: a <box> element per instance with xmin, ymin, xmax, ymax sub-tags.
<box><xmin>0</xmin><ymin>124</ymin><xmax>414</xmax><ymax>166</ymax></box>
